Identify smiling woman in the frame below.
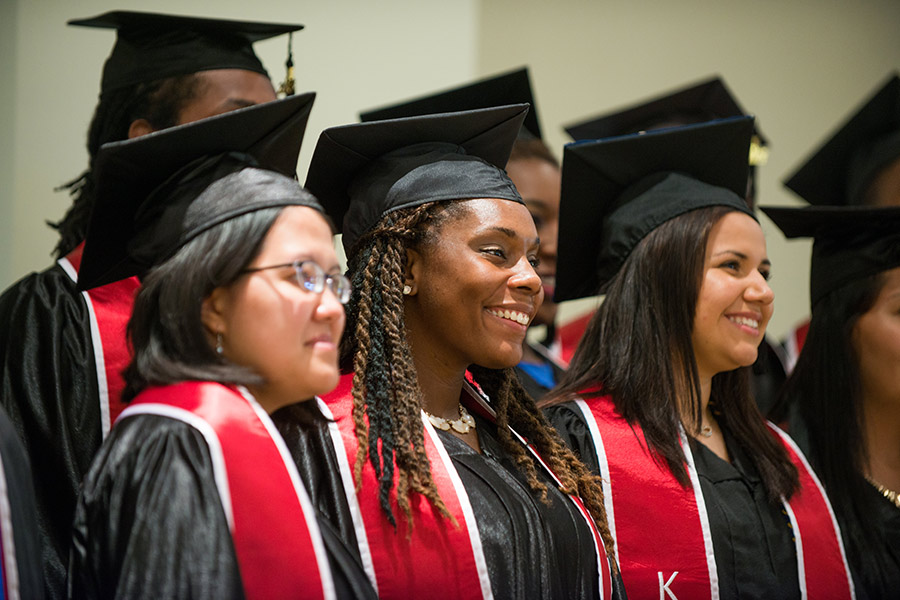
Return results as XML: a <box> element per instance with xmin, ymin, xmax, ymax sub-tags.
<box><xmin>280</xmin><ymin>105</ymin><xmax>624</xmax><ymax>599</ymax></box>
<box><xmin>543</xmin><ymin>117</ymin><xmax>854</xmax><ymax>599</ymax></box>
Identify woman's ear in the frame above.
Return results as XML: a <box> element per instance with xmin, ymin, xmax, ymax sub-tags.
<box><xmin>127</xmin><ymin>118</ymin><xmax>156</xmax><ymax>140</ymax></box>
<box><xmin>403</xmin><ymin>248</ymin><xmax>422</xmax><ymax>296</ymax></box>
<box><xmin>201</xmin><ymin>286</ymin><xmax>229</xmax><ymax>336</ymax></box>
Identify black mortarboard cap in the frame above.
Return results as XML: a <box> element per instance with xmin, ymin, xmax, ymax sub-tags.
<box><xmin>762</xmin><ymin>206</ymin><xmax>900</xmax><ymax>307</ymax></box>
<box><xmin>783</xmin><ymin>74</ymin><xmax>900</xmax><ymax>206</ymax></box>
<box><xmin>78</xmin><ymin>92</ymin><xmax>319</xmax><ymax>291</ymax></box>
<box><xmin>68</xmin><ymin>11</ymin><xmax>303</xmax><ymax>95</ymax></box>
<box><xmin>360</xmin><ymin>68</ymin><xmax>542</xmax><ymax>140</ymax></box>
<box><xmin>565</xmin><ymin>76</ymin><xmax>768</xmax><ymax>166</ymax></box>
<box><xmin>305</xmin><ymin>104</ymin><xmax>527</xmax><ymax>253</ymax></box>
<box><xmin>556</xmin><ymin>116</ymin><xmax>755</xmax><ymax>302</ymax></box>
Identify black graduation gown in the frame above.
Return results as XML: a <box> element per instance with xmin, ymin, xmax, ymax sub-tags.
<box><xmin>0</xmin><ymin>407</ymin><xmax>45</xmax><ymax>599</ymax></box>
<box><xmin>70</xmin><ymin>408</ymin><xmax>377</xmax><ymax>600</ymax></box>
<box><xmin>0</xmin><ymin>265</ymin><xmax>103</xmax><ymax>599</ymax></box>
<box><xmin>547</xmin><ymin>403</ymin><xmax>799</xmax><ymax>600</ymax></box>
<box><xmin>433</xmin><ymin>413</ymin><xmax>627</xmax><ymax>600</ymax></box>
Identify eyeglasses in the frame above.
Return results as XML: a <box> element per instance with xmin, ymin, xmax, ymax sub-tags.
<box><xmin>242</xmin><ymin>260</ymin><xmax>352</xmax><ymax>305</ymax></box>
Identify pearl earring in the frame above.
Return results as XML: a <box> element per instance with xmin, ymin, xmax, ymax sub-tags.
<box><xmin>216</xmin><ymin>332</ymin><xmax>224</xmax><ymax>356</ymax></box>
<box><xmin>402</xmin><ymin>285</ymin><xmax>412</xmax><ymax>296</ymax></box>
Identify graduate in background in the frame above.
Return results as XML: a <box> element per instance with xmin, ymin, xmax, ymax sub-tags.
<box><xmin>543</xmin><ymin>118</ymin><xmax>854</xmax><ymax>599</ymax></box>
<box><xmin>0</xmin><ymin>406</ymin><xmax>43</xmax><ymax>599</ymax></box>
<box><xmin>291</xmin><ymin>105</ymin><xmax>624</xmax><ymax>599</ymax></box>
<box><xmin>0</xmin><ymin>12</ymin><xmax>298</xmax><ymax>596</ymax></box>
<box><xmin>780</xmin><ymin>73</ymin><xmax>900</xmax><ymax>372</ymax></box>
<box><xmin>359</xmin><ymin>68</ymin><xmax>567</xmax><ymax>400</ymax></box>
<box><xmin>765</xmin><ymin>205</ymin><xmax>900</xmax><ymax>599</ymax></box>
<box><xmin>70</xmin><ymin>93</ymin><xmax>374</xmax><ymax>599</ymax></box>
<box><xmin>563</xmin><ymin>77</ymin><xmax>786</xmax><ymax>414</ymax></box>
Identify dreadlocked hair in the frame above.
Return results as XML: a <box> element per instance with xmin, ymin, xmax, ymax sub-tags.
<box><xmin>467</xmin><ymin>363</ymin><xmax>618</xmax><ymax>568</ymax></box>
<box><xmin>49</xmin><ymin>74</ymin><xmax>205</xmax><ymax>259</ymax></box>
<box><xmin>342</xmin><ymin>201</ymin><xmax>463</xmax><ymax>528</ymax></box>
<box><xmin>342</xmin><ymin>200</ymin><xmax>617</xmax><ymax>565</ymax></box>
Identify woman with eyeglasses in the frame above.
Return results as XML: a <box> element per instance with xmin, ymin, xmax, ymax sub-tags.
<box><xmin>68</xmin><ymin>96</ymin><xmax>375</xmax><ymax>599</ymax></box>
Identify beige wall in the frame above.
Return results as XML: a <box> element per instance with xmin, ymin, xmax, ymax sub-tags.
<box><xmin>3</xmin><ymin>0</ymin><xmax>898</xmax><ymax>340</ymax></box>
<box><xmin>477</xmin><ymin>0</ymin><xmax>900</xmax><ymax>338</ymax></box>
<box><xmin>2</xmin><ymin>0</ymin><xmax>478</xmax><ymax>286</ymax></box>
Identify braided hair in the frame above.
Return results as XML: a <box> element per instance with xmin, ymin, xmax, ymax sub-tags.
<box><xmin>49</xmin><ymin>74</ymin><xmax>204</xmax><ymax>258</ymax></box>
<box><xmin>342</xmin><ymin>200</ymin><xmax>617</xmax><ymax>562</ymax></box>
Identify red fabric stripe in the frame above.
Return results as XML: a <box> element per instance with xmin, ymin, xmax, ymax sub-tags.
<box><xmin>771</xmin><ymin>427</ymin><xmax>854</xmax><ymax>599</ymax></box>
<box><xmin>133</xmin><ymin>383</ymin><xmax>327</xmax><ymax>600</ymax></box>
<box><xmin>66</xmin><ymin>243</ymin><xmax>138</xmax><ymax>426</ymax></box>
<box><xmin>323</xmin><ymin>374</ymin><xmax>486</xmax><ymax>599</ymax></box>
<box><xmin>583</xmin><ymin>395</ymin><xmax>713</xmax><ymax>599</ymax></box>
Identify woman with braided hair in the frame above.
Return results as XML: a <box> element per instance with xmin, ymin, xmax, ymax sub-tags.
<box><xmin>286</xmin><ymin>105</ymin><xmax>624</xmax><ymax>599</ymax></box>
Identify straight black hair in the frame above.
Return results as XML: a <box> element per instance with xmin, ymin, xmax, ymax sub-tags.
<box><xmin>545</xmin><ymin>206</ymin><xmax>798</xmax><ymax>501</ymax></box>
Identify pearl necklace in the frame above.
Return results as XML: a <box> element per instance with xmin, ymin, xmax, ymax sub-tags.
<box><xmin>425</xmin><ymin>403</ymin><xmax>476</xmax><ymax>434</ymax></box>
<box><xmin>866</xmin><ymin>476</ymin><xmax>900</xmax><ymax>510</ymax></box>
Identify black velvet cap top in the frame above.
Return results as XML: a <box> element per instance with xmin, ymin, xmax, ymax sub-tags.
<box><xmin>555</xmin><ymin>116</ymin><xmax>755</xmax><ymax>302</ymax></box>
<box><xmin>68</xmin><ymin>11</ymin><xmax>303</xmax><ymax>94</ymax></box>
<box><xmin>761</xmin><ymin>205</ymin><xmax>900</xmax><ymax>308</ymax></box>
<box><xmin>78</xmin><ymin>92</ymin><xmax>319</xmax><ymax>291</ymax></box>
<box><xmin>783</xmin><ymin>73</ymin><xmax>900</xmax><ymax>206</ymax></box>
<box><xmin>360</xmin><ymin>67</ymin><xmax>542</xmax><ymax>140</ymax></box>
<box><xmin>564</xmin><ymin>76</ymin><xmax>768</xmax><ymax>166</ymax></box>
<box><xmin>305</xmin><ymin>104</ymin><xmax>527</xmax><ymax>254</ymax></box>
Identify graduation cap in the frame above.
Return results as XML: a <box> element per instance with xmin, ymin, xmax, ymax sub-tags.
<box><xmin>305</xmin><ymin>104</ymin><xmax>527</xmax><ymax>253</ymax></box>
<box><xmin>555</xmin><ymin>116</ymin><xmax>755</xmax><ymax>302</ymax></box>
<box><xmin>565</xmin><ymin>76</ymin><xmax>768</xmax><ymax>167</ymax></box>
<box><xmin>761</xmin><ymin>205</ymin><xmax>900</xmax><ymax>308</ymax></box>
<box><xmin>783</xmin><ymin>73</ymin><xmax>900</xmax><ymax>206</ymax></box>
<box><xmin>68</xmin><ymin>11</ymin><xmax>304</xmax><ymax>95</ymax></box>
<box><xmin>78</xmin><ymin>91</ymin><xmax>318</xmax><ymax>291</ymax></box>
<box><xmin>360</xmin><ymin>67</ymin><xmax>542</xmax><ymax>140</ymax></box>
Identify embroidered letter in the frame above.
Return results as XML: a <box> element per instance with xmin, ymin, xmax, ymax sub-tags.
<box><xmin>658</xmin><ymin>571</ymin><xmax>679</xmax><ymax>600</ymax></box>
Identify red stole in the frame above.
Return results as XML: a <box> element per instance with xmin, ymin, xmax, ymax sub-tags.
<box><xmin>121</xmin><ymin>382</ymin><xmax>335</xmax><ymax>600</ymax></box>
<box><xmin>321</xmin><ymin>373</ymin><xmax>614</xmax><ymax>599</ymax></box>
<box><xmin>59</xmin><ymin>242</ymin><xmax>139</xmax><ymax>437</ymax></box>
<box><xmin>572</xmin><ymin>394</ymin><xmax>855</xmax><ymax>600</ymax></box>
<box><xmin>783</xmin><ymin>319</ymin><xmax>811</xmax><ymax>375</ymax></box>
<box><xmin>556</xmin><ymin>310</ymin><xmax>595</xmax><ymax>367</ymax></box>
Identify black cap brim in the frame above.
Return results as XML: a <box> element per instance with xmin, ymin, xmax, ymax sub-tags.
<box><xmin>556</xmin><ymin>116</ymin><xmax>755</xmax><ymax>302</ymax></box>
<box><xmin>78</xmin><ymin>92</ymin><xmax>316</xmax><ymax>291</ymax></box>
<box><xmin>360</xmin><ymin>67</ymin><xmax>541</xmax><ymax>140</ymax></box>
<box><xmin>761</xmin><ymin>205</ymin><xmax>900</xmax><ymax>306</ymax></box>
<box><xmin>783</xmin><ymin>73</ymin><xmax>900</xmax><ymax>206</ymax></box>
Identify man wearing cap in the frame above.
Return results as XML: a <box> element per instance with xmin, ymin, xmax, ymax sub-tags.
<box><xmin>0</xmin><ymin>12</ymin><xmax>299</xmax><ymax>596</ymax></box>
<box><xmin>780</xmin><ymin>72</ymin><xmax>900</xmax><ymax>373</ymax></box>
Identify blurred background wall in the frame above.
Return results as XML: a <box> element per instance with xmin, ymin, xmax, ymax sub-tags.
<box><xmin>2</xmin><ymin>0</ymin><xmax>898</xmax><ymax>338</ymax></box>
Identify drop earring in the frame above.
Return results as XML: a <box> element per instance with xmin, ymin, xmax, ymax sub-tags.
<box><xmin>216</xmin><ymin>332</ymin><xmax>224</xmax><ymax>356</ymax></box>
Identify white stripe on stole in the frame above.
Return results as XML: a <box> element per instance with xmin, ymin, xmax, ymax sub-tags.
<box><xmin>766</xmin><ymin>422</ymin><xmax>856</xmax><ymax>600</ymax></box>
<box><xmin>118</xmin><ymin>404</ymin><xmax>234</xmax><ymax>530</ymax></box>
<box><xmin>319</xmin><ymin>400</ymin><xmax>379</xmax><ymax>594</ymax></box>
<box><xmin>240</xmin><ymin>390</ymin><xmax>336</xmax><ymax>600</ymax></box>
<box><xmin>422</xmin><ymin>413</ymin><xmax>494</xmax><ymax>600</ymax></box>
<box><xmin>58</xmin><ymin>257</ymin><xmax>111</xmax><ymax>438</ymax></box>
<box><xmin>574</xmin><ymin>398</ymin><xmax>619</xmax><ymax>562</ymax></box>
<box><xmin>680</xmin><ymin>428</ymin><xmax>720</xmax><ymax>600</ymax></box>
<box><xmin>0</xmin><ymin>451</ymin><xmax>20</xmax><ymax>600</ymax></box>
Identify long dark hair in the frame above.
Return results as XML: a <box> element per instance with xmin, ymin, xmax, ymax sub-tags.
<box><xmin>544</xmin><ymin>206</ymin><xmax>798</xmax><ymax>501</ymax></box>
<box><xmin>772</xmin><ymin>272</ymin><xmax>894</xmax><ymax>596</ymax></box>
<box><xmin>122</xmin><ymin>207</ymin><xmax>281</xmax><ymax>402</ymax></box>
<box><xmin>50</xmin><ymin>74</ymin><xmax>204</xmax><ymax>258</ymax></box>
<box><xmin>342</xmin><ymin>199</ymin><xmax>617</xmax><ymax>562</ymax></box>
